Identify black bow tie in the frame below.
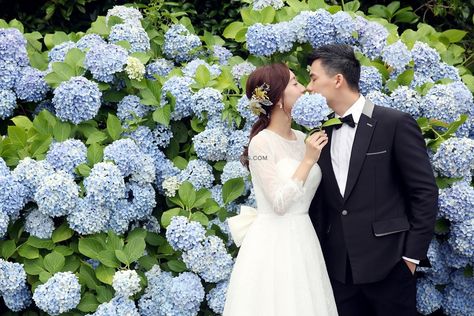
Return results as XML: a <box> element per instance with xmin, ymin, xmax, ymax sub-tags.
<box><xmin>334</xmin><ymin>114</ymin><xmax>356</xmax><ymax>129</ymax></box>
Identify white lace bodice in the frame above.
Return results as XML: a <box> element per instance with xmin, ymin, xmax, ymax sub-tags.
<box><xmin>248</xmin><ymin>128</ymin><xmax>322</xmax><ymax>215</ymax></box>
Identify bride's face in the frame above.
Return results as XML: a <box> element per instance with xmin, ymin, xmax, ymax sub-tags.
<box><xmin>281</xmin><ymin>70</ymin><xmax>305</xmax><ymax>110</ymax></box>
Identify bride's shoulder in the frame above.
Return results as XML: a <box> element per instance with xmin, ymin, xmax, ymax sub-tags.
<box><xmin>293</xmin><ymin>129</ymin><xmax>307</xmax><ymax>141</ymax></box>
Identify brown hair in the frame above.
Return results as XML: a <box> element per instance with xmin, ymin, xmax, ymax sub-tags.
<box><xmin>240</xmin><ymin>63</ymin><xmax>290</xmax><ymax>169</ymax></box>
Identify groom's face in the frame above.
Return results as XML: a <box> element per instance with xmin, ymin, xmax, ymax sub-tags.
<box><xmin>306</xmin><ymin>60</ymin><xmax>336</xmax><ymax>104</ymax></box>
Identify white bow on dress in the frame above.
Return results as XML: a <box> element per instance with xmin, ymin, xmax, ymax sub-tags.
<box><xmin>228</xmin><ymin>205</ymin><xmax>258</xmax><ymax>247</ymax></box>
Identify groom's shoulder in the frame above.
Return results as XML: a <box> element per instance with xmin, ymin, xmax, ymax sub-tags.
<box><xmin>372</xmin><ymin>104</ymin><xmax>409</xmax><ymax>121</ymax></box>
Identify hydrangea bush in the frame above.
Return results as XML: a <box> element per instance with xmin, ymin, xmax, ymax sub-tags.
<box><xmin>0</xmin><ymin>1</ymin><xmax>472</xmax><ymax>315</ymax></box>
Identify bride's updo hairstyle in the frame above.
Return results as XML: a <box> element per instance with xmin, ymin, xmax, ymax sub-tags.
<box><xmin>240</xmin><ymin>63</ymin><xmax>290</xmax><ymax>169</ymax></box>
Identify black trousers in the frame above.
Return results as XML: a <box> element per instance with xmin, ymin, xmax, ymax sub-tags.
<box><xmin>330</xmin><ymin>258</ymin><xmax>417</xmax><ymax>316</ymax></box>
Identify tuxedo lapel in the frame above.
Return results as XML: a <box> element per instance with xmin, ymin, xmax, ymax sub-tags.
<box><xmin>321</xmin><ymin>124</ymin><xmax>344</xmax><ymax>202</ymax></box>
<box><xmin>343</xmin><ymin>100</ymin><xmax>377</xmax><ymax>200</ymax></box>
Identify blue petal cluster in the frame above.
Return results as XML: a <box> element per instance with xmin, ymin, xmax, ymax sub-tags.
<box><xmin>163</xmin><ymin>24</ymin><xmax>202</xmax><ymax>63</ymax></box>
<box><xmin>291</xmin><ymin>93</ymin><xmax>331</xmax><ymax>128</ymax></box>
<box><xmin>85</xmin><ymin>43</ymin><xmax>128</xmax><ymax>83</ymax></box>
<box><xmin>46</xmin><ymin>139</ymin><xmax>87</xmax><ymax>174</ymax></box>
<box><xmin>165</xmin><ymin>216</ymin><xmax>206</xmax><ymax>251</ymax></box>
<box><xmin>179</xmin><ymin>159</ymin><xmax>215</xmax><ymax>190</ymax></box>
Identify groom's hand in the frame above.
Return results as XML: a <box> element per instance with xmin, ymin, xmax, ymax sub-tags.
<box><xmin>403</xmin><ymin>259</ymin><xmax>416</xmax><ymax>275</ymax></box>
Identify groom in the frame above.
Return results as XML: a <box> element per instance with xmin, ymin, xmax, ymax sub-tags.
<box><xmin>307</xmin><ymin>44</ymin><xmax>438</xmax><ymax>316</ymax></box>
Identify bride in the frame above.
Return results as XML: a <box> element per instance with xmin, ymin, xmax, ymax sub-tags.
<box><xmin>223</xmin><ymin>63</ymin><xmax>338</xmax><ymax>316</ymax></box>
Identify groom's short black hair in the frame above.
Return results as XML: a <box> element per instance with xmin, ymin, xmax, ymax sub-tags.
<box><xmin>307</xmin><ymin>44</ymin><xmax>360</xmax><ymax>92</ymax></box>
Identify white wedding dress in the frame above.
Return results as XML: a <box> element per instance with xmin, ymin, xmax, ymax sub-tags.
<box><xmin>223</xmin><ymin>128</ymin><xmax>338</xmax><ymax>316</ymax></box>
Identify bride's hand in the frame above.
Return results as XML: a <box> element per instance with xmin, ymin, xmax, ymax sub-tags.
<box><xmin>304</xmin><ymin>131</ymin><xmax>328</xmax><ymax>164</ymax></box>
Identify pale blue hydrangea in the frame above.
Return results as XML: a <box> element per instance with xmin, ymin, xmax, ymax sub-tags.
<box><xmin>0</xmin><ymin>259</ymin><xmax>27</xmax><ymax>294</ymax></box>
<box><xmin>293</xmin><ymin>11</ymin><xmax>319</xmax><ymax>43</ymax></box>
<box><xmin>236</xmin><ymin>95</ymin><xmax>257</xmax><ymax>124</ymax></box>
<box><xmin>3</xmin><ymin>283</ymin><xmax>32</xmax><ymax>312</ymax></box>
<box><xmin>107</xmin><ymin>201</ymin><xmax>132</xmax><ymax>234</ymax></box>
<box><xmin>193</xmin><ymin>127</ymin><xmax>229</xmax><ymax>161</ymax></box>
<box><xmin>131</xmin><ymin>154</ymin><xmax>156</xmax><ymax>184</ymax></box>
<box><xmin>381</xmin><ymin>40</ymin><xmax>411</xmax><ymax>72</ymax></box>
<box><xmin>123</xmin><ymin>182</ymin><xmax>156</xmax><ymax>220</ymax></box>
<box><xmin>442</xmin><ymin>285</ymin><xmax>474</xmax><ymax>316</ymax></box>
<box><xmin>125</xmin><ymin>125</ymin><xmax>160</xmax><ymax>154</ymax></box>
<box><xmin>416</xmin><ymin>278</ymin><xmax>443</xmax><ymax>315</ymax></box>
<box><xmin>155</xmin><ymin>155</ymin><xmax>181</xmax><ymax>192</ymax></box>
<box><xmin>273</xmin><ymin>22</ymin><xmax>297</xmax><ymax>53</ymax></box>
<box><xmin>103</xmin><ymin>138</ymin><xmax>143</xmax><ymax>177</ymax></box>
<box><xmin>0</xmin><ymin>28</ymin><xmax>28</xmax><ymax>66</ymax></box>
<box><xmin>221</xmin><ymin>161</ymin><xmax>250</xmax><ymax>188</ymax></box>
<box><xmin>355</xmin><ymin>18</ymin><xmax>388</xmax><ymax>60</ymax></box>
<box><xmin>448</xmin><ymin>218</ymin><xmax>474</xmax><ymax>257</ymax></box>
<box><xmin>210</xmin><ymin>184</ymin><xmax>225</xmax><ymax>207</ymax></box>
<box><xmin>12</xmin><ymin>158</ymin><xmax>54</xmax><ymax>202</ymax></box>
<box><xmin>35</xmin><ymin>171</ymin><xmax>79</xmax><ymax>218</ymax></box>
<box><xmin>112</xmin><ymin>270</ymin><xmax>141</xmax><ymax>297</ymax></box>
<box><xmin>25</xmin><ymin>208</ymin><xmax>55</xmax><ymax>239</ymax></box>
<box><xmin>106</xmin><ymin>5</ymin><xmax>143</xmax><ymax>26</ymax></box>
<box><xmin>191</xmin><ymin>87</ymin><xmax>224</xmax><ymax>120</ymax></box>
<box><xmin>84</xmin><ymin>43</ymin><xmax>128</xmax><ymax>83</ymax></box>
<box><xmin>207</xmin><ymin>114</ymin><xmax>237</xmax><ymax>130</ymax></box>
<box><xmin>67</xmin><ymin>197</ymin><xmax>111</xmax><ymax>235</ymax></box>
<box><xmin>48</xmin><ymin>41</ymin><xmax>76</xmax><ymax>63</ymax></box>
<box><xmin>431</xmin><ymin>137</ymin><xmax>474</xmax><ymax>178</ymax></box>
<box><xmin>227</xmin><ymin>129</ymin><xmax>250</xmax><ymax>161</ymax></box>
<box><xmin>33</xmin><ymin>272</ymin><xmax>81</xmax><ymax>316</ymax></box>
<box><xmin>182</xmin><ymin>235</ymin><xmax>234</xmax><ymax>282</ymax></box>
<box><xmin>206</xmin><ymin>280</ymin><xmax>228</xmax><ymax>314</ymax></box>
<box><xmin>117</xmin><ymin>95</ymin><xmax>151</xmax><ymax>124</ymax></box>
<box><xmin>84</xmin><ymin>161</ymin><xmax>125</xmax><ymax>208</ymax></box>
<box><xmin>109</xmin><ymin>22</ymin><xmax>150</xmax><ymax>53</ymax></box>
<box><xmin>0</xmin><ymin>60</ymin><xmax>21</xmax><ymax>90</ymax></box>
<box><xmin>168</xmin><ymin>272</ymin><xmax>205</xmax><ymax>315</ymax></box>
<box><xmin>359</xmin><ymin>66</ymin><xmax>382</xmax><ymax>95</ymax></box>
<box><xmin>34</xmin><ymin>100</ymin><xmax>56</xmax><ymax>116</ymax></box>
<box><xmin>332</xmin><ymin>11</ymin><xmax>356</xmax><ymax>45</ymax></box>
<box><xmin>160</xmin><ymin>76</ymin><xmax>195</xmax><ymax>120</ymax></box>
<box><xmin>46</xmin><ymin>139</ymin><xmax>87</xmax><ymax>174</ymax></box>
<box><xmin>417</xmin><ymin>239</ymin><xmax>451</xmax><ymax>285</ymax></box>
<box><xmin>0</xmin><ymin>210</ymin><xmax>9</xmax><ymax>237</ymax></box>
<box><xmin>306</xmin><ymin>9</ymin><xmax>335</xmax><ymax>48</ymax></box>
<box><xmin>444</xmin><ymin>244</ymin><xmax>471</xmax><ymax>269</ymax></box>
<box><xmin>231</xmin><ymin>62</ymin><xmax>256</xmax><ymax>83</ymax></box>
<box><xmin>134</xmin><ymin>215</ymin><xmax>161</xmax><ymax>234</ymax></box>
<box><xmin>163</xmin><ymin>24</ymin><xmax>202</xmax><ymax>63</ymax></box>
<box><xmin>182</xmin><ymin>59</ymin><xmax>221</xmax><ymax>78</ymax></box>
<box><xmin>0</xmin><ymin>157</ymin><xmax>9</xmax><ymax>177</ymax></box>
<box><xmin>432</xmin><ymin>62</ymin><xmax>461</xmax><ymax>82</ymax></box>
<box><xmin>212</xmin><ymin>45</ymin><xmax>232</xmax><ymax>65</ymax></box>
<box><xmin>291</xmin><ymin>93</ymin><xmax>331</xmax><ymax>128</ymax></box>
<box><xmin>52</xmin><ymin>76</ymin><xmax>102</xmax><ymax>124</ymax></box>
<box><xmin>246</xmin><ymin>23</ymin><xmax>278</xmax><ymax>57</ymax></box>
<box><xmin>0</xmin><ymin>89</ymin><xmax>16</xmax><ymax>119</ymax></box>
<box><xmin>450</xmin><ymin>269</ymin><xmax>474</xmax><ymax>296</ymax></box>
<box><xmin>89</xmin><ymin>296</ymin><xmax>140</xmax><ymax>316</ymax></box>
<box><xmin>411</xmin><ymin>41</ymin><xmax>440</xmax><ymax>77</ymax></box>
<box><xmin>410</xmin><ymin>72</ymin><xmax>434</xmax><ymax>89</ymax></box>
<box><xmin>390</xmin><ymin>86</ymin><xmax>422</xmax><ymax>118</ymax></box>
<box><xmin>0</xmin><ymin>175</ymin><xmax>26</xmax><ymax>218</ymax></box>
<box><xmin>366</xmin><ymin>90</ymin><xmax>392</xmax><ymax>108</ymax></box>
<box><xmin>14</xmin><ymin>66</ymin><xmax>49</xmax><ymax>102</ymax></box>
<box><xmin>76</xmin><ymin>34</ymin><xmax>106</xmax><ymax>51</ymax></box>
<box><xmin>253</xmin><ymin>0</ymin><xmax>284</xmax><ymax>10</ymax></box>
<box><xmin>438</xmin><ymin>180</ymin><xmax>474</xmax><ymax>222</ymax></box>
<box><xmin>166</xmin><ymin>216</ymin><xmax>206</xmax><ymax>251</ymax></box>
<box><xmin>153</xmin><ymin>124</ymin><xmax>173</xmax><ymax>148</ymax></box>
<box><xmin>146</xmin><ymin>58</ymin><xmax>174</xmax><ymax>79</ymax></box>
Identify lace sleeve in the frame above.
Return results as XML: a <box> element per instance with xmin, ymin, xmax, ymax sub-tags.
<box><xmin>248</xmin><ymin>136</ymin><xmax>305</xmax><ymax>215</ymax></box>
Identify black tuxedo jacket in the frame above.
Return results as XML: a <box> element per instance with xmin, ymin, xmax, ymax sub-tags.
<box><xmin>309</xmin><ymin>99</ymin><xmax>438</xmax><ymax>285</ymax></box>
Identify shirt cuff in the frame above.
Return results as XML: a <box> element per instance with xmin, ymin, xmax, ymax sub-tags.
<box><xmin>402</xmin><ymin>256</ymin><xmax>420</xmax><ymax>265</ymax></box>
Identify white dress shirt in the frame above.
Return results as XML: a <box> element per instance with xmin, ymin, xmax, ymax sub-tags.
<box><xmin>330</xmin><ymin>95</ymin><xmax>419</xmax><ymax>266</ymax></box>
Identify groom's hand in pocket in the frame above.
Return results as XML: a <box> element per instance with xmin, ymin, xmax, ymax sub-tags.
<box><xmin>403</xmin><ymin>259</ymin><xmax>416</xmax><ymax>275</ymax></box>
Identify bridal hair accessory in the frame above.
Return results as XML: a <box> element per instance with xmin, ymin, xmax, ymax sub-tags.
<box><xmin>249</xmin><ymin>83</ymin><xmax>273</xmax><ymax>116</ymax></box>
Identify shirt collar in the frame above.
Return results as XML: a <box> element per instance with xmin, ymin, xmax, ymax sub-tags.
<box><xmin>335</xmin><ymin>94</ymin><xmax>366</xmax><ymax>124</ymax></box>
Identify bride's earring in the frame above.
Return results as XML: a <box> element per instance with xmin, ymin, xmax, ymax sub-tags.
<box><xmin>279</xmin><ymin>103</ymin><xmax>283</xmax><ymax>109</ymax></box>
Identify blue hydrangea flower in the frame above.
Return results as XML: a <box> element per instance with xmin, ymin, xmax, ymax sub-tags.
<box><xmin>221</xmin><ymin>161</ymin><xmax>250</xmax><ymax>188</ymax></box>
<box><xmin>273</xmin><ymin>21</ymin><xmax>297</xmax><ymax>53</ymax></box>
<box><xmin>305</xmin><ymin>9</ymin><xmax>335</xmax><ymax>48</ymax></box>
<box><xmin>182</xmin><ymin>235</ymin><xmax>234</xmax><ymax>282</ymax></box>
<box><xmin>0</xmin><ymin>174</ymin><xmax>26</xmax><ymax>218</ymax></box>
<box><xmin>411</xmin><ymin>41</ymin><xmax>440</xmax><ymax>77</ymax></box>
<box><xmin>168</xmin><ymin>272</ymin><xmax>205</xmax><ymax>315</ymax></box>
<box><xmin>381</xmin><ymin>40</ymin><xmax>411</xmax><ymax>72</ymax></box>
<box><xmin>67</xmin><ymin>197</ymin><xmax>111</xmax><ymax>235</ymax></box>
<box><xmin>84</xmin><ymin>161</ymin><xmax>125</xmax><ymax>208</ymax></box>
<box><xmin>355</xmin><ymin>18</ymin><xmax>388</xmax><ymax>60</ymax></box>
<box><xmin>212</xmin><ymin>45</ymin><xmax>232</xmax><ymax>65</ymax></box>
<box><xmin>52</xmin><ymin>76</ymin><xmax>102</xmax><ymax>124</ymax></box>
<box><xmin>84</xmin><ymin>43</ymin><xmax>128</xmax><ymax>83</ymax></box>
<box><xmin>133</xmin><ymin>215</ymin><xmax>161</xmax><ymax>234</ymax></box>
<box><xmin>112</xmin><ymin>270</ymin><xmax>141</xmax><ymax>297</ymax></box>
<box><xmin>146</xmin><ymin>58</ymin><xmax>174</xmax><ymax>80</ymax></box>
<box><xmin>153</xmin><ymin>124</ymin><xmax>173</xmax><ymax>148</ymax></box>
<box><xmin>291</xmin><ymin>93</ymin><xmax>331</xmax><ymax>128</ymax></box>
<box><xmin>246</xmin><ymin>23</ymin><xmax>278</xmax><ymax>57</ymax></box>
<box><xmin>123</xmin><ymin>181</ymin><xmax>156</xmax><ymax>220</ymax></box>
<box><xmin>253</xmin><ymin>0</ymin><xmax>284</xmax><ymax>10</ymax></box>
<box><xmin>444</xmin><ymin>244</ymin><xmax>471</xmax><ymax>269</ymax></box>
<box><xmin>442</xmin><ymin>285</ymin><xmax>474</xmax><ymax>316</ymax></box>
<box><xmin>182</xmin><ymin>59</ymin><xmax>221</xmax><ymax>78</ymax></box>
<box><xmin>155</xmin><ymin>155</ymin><xmax>181</xmax><ymax>192</ymax></box>
<box><xmin>131</xmin><ymin>154</ymin><xmax>156</xmax><ymax>184</ymax></box>
<box><xmin>90</xmin><ymin>296</ymin><xmax>140</xmax><ymax>316</ymax></box>
<box><xmin>366</xmin><ymin>90</ymin><xmax>392</xmax><ymax>108</ymax></box>
<box><xmin>14</xmin><ymin>66</ymin><xmax>49</xmax><ymax>102</ymax></box>
<box><xmin>76</xmin><ymin>34</ymin><xmax>106</xmax><ymax>51</ymax></box>
<box><xmin>34</xmin><ymin>171</ymin><xmax>79</xmax><ymax>218</ymax></box>
<box><xmin>0</xmin><ymin>28</ymin><xmax>28</xmax><ymax>66</ymax></box>
<box><xmin>106</xmin><ymin>201</ymin><xmax>133</xmax><ymax>234</ymax></box>
<box><xmin>206</xmin><ymin>280</ymin><xmax>228</xmax><ymax>314</ymax></box>
<box><xmin>0</xmin><ymin>89</ymin><xmax>16</xmax><ymax>119</ymax></box>
<box><xmin>25</xmin><ymin>208</ymin><xmax>55</xmax><ymax>239</ymax></box>
<box><xmin>46</xmin><ymin>139</ymin><xmax>87</xmax><ymax>174</ymax></box>
<box><xmin>431</xmin><ymin>137</ymin><xmax>474</xmax><ymax>178</ymax></box>
<box><xmin>448</xmin><ymin>218</ymin><xmax>474</xmax><ymax>257</ymax></box>
<box><xmin>163</xmin><ymin>24</ymin><xmax>202</xmax><ymax>63</ymax></box>
<box><xmin>48</xmin><ymin>41</ymin><xmax>76</xmax><ymax>63</ymax></box>
<box><xmin>162</xmin><ymin>175</ymin><xmax>181</xmax><ymax>197</ymax></box>
<box><xmin>231</xmin><ymin>62</ymin><xmax>256</xmax><ymax>83</ymax></box>
<box><xmin>390</xmin><ymin>86</ymin><xmax>422</xmax><ymax>118</ymax></box>
<box><xmin>0</xmin><ymin>61</ymin><xmax>20</xmax><ymax>90</ymax></box>
<box><xmin>34</xmin><ymin>100</ymin><xmax>56</xmax><ymax>116</ymax></box>
<box><xmin>12</xmin><ymin>158</ymin><xmax>54</xmax><ymax>202</ymax></box>
<box><xmin>410</xmin><ymin>71</ymin><xmax>435</xmax><ymax>89</ymax></box>
<box><xmin>0</xmin><ymin>259</ymin><xmax>27</xmax><ymax>295</ymax></box>
<box><xmin>416</xmin><ymin>278</ymin><xmax>443</xmax><ymax>315</ymax></box>
<box><xmin>191</xmin><ymin>87</ymin><xmax>224</xmax><ymax>120</ymax></box>
<box><xmin>193</xmin><ymin>127</ymin><xmax>229</xmax><ymax>161</ymax></box>
<box><xmin>166</xmin><ymin>216</ymin><xmax>206</xmax><ymax>251</ymax></box>
<box><xmin>0</xmin><ymin>210</ymin><xmax>9</xmax><ymax>238</ymax></box>
<box><xmin>117</xmin><ymin>95</ymin><xmax>151</xmax><ymax>124</ymax></box>
<box><xmin>438</xmin><ymin>180</ymin><xmax>474</xmax><ymax>222</ymax></box>
<box><xmin>236</xmin><ymin>95</ymin><xmax>257</xmax><ymax>124</ymax></box>
<box><xmin>106</xmin><ymin>5</ymin><xmax>143</xmax><ymax>26</ymax></box>
<box><xmin>109</xmin><ymin>22</ymin><xmax>150</xmax><ymax>53</ymax></box>
<box><xmin>359</xmin><ymin>66</ymin><xmax>382</xmax><ymax>95</ymax></box>
<box><xmin>0</xmin><ymin>157</ymin><xmax>9</xmax><ymax>177</ymax></box>
<box><xmin>432</xmin><ymin>62</ymin><xmax>461</xmax><ymax>82</ymax></box>
<box><xmin>2</xmin><ymin>283</ymin><xmax>32</xmax><ymax>312</ymax></box>
<box><xmin>32</xmin><ymin>272</ymin><xmax>81</xmax><ymax>316</ymax></box>
<box><xmin>417</xmin><ymin>239</ymin><xmax>451</xmax><ymax>285</ymax></box>
<box><xmin>290</xmin><ymin>11</ymin><xmax>316</xmax><ymax>44</ymax></box>
<box><xmin>160</xmin><ymin>76</ymin><xmax>195</xmax><ymax>120</ymax></box>
<box><xmin>332</xmin><ymin>11</ymin><xmax>356</xmax><ymax>45</ymax></box>
<box><xmin>450</xmin><ymin>269</ymin><xmax>474</xmax><ymax>296</ymax></box>
<box><xmin>227</xmin><ymin>129</ymin><xmax>250</xmax><ymax>161</ymax></box>
<box><xmin>103</xmin><ymin>138</ymin><xmax>143</xmax><ymax>177</ymax></box>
